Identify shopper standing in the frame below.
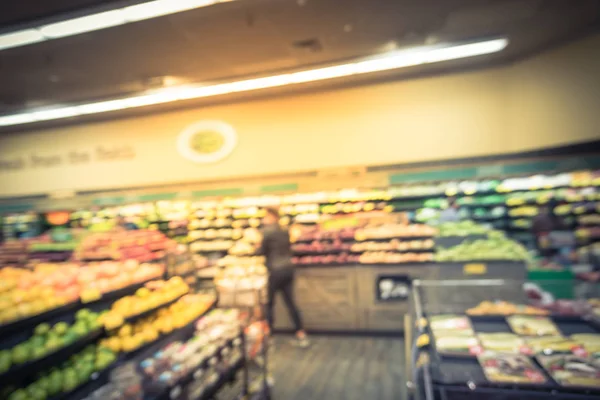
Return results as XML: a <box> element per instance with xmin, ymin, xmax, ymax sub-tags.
<box><xmin>439</xmin><ymin>197</ymin><xmax>461</xmax><ymax>223</ymax></box>
<box><xmin>259</xmin><ymin>207</ymin><xmax>309</xmax><ymax>347</ymax></box>
<box><xmin>532</xmin><ymin>201</ymin><xmax>565</xmax><ymax>258</ymax></box>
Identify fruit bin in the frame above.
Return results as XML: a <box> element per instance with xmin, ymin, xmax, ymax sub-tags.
<box><xmin>428</xmin><ymin>261</ymin><xmax>527</xmax><ymax>282</ymax></box>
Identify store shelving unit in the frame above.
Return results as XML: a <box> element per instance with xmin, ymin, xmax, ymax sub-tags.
<box><xmin>0</xmin><ymin>288</ymin><xmax>232</xmax><ymax>400</ymax></box>
<box><xmin>406</xmin><ymin>279</ymin><xmax>600</xmax><ymax>400</ymax></box>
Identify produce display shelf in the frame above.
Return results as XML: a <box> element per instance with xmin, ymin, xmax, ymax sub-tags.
<box><xmin>293</xmin><ymin>237</ymin><xmax>355</xmax><ymax>244</ymax></box>
<box><xmin>121</xmin><ymin>300</ymin><xmax>216</xmax><ymax>362</ymax></box>
<box><xmin>122</xmin><ymin>294</ymin><xmax>187</xmax><ymax>325</ymax></box>
<box><xmin>292</xmin><ymin>248</ymin><xmax>433</xmax><ymax>256</ymax></box>
<box><xmin>147</xmin><ymin>334</ymin><xmax>242</xmax><ymax>400</ymax></box>
<box><xmin>352</xmin><ymin>248</ymin><xmax>433</xmax><ymax>254</ymax></box>
<box><xmin>0</xmin><ymin>301</ymin><xmax>80</xmax><ymax>338</ymax></box>
<box><xmin>48</xmin><ymin>361</ymin><xmax>116</xmax><ymax>400</ymax></box>
<box><xmin>83</xmin><ymin>278</ymin><xmax>160</xmax><ymax>308</ymax></box>
<box><xmin>293</xmin><ymin>236</ymin><xmax>435</xmax><ymax>244</ymax></box>
<box><xmin>294</xmin><ymin>261</ymin><xmax>431</xmax><ymax>268</ymax></box>
<box><xmin>193</xmin><ymin>249</ymin><xmax>229</xmax><ymax>254</ymax></box>
<box><xmin>188</xmin><ymin>226</ymin><xmax>236</xmax><ymax>231</ymax></box>
<box><xmin>196</xmin><ymin>356</ymin><xmax>245</xmax><ymax>400</ymax></box>
<box><xmin>433</xmin><ymin>260</ymin><xmax>527</xmax><ymax>266</ymax></box>
<box><xmin>0</xmin><ymin>329</ymin><xmax>103</xmax><ymax>386</ymax></box>
<box><xmin>357</xmin><ymin>236</ymin><xmax>435</xmax><ymax>242</ymax></box>
<box><xmin>189</xmin><ymin>237</ymin><xmax>235</xmax><ymax>243</ymax></box>
<box><xmin>425</xmin><ymin>314</ymin><xmax>600</xmax><ymax>399</ymax></box>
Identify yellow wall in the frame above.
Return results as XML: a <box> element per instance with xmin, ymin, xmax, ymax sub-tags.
<box><xmin>507</xmin><ymin>34</ymin><xmax>600</xmax><ymax>150</ymax></box>
<box><xmin>1</xmin><ymin>34</ymin><xmax>599</xmax><ymax>198</ymax></box>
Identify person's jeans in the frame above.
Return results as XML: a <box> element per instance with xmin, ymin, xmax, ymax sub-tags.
<box><xmin>266</xmin><ymin>267</ymin><xmax>303</xmax><ymax>332</ymax></box>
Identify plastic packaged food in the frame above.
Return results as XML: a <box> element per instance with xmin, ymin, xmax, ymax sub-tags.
<box><xmin>538</xmin><ymin>354</ymin><xmax>600</xmax><ymax>388</ymax></box>
<box><xmin>429</xmin><ymin>315</ymin><xmax>473</xmax><ymax>333</ymax></box>
<box><xmin>478</xmin><ymin>352</ymin><xmax>547</xmax><ymax>384</ymax></box>
<box><xmin>526</xmin><ymin>336</ymin><xmax>582</xmax><ymax>355</ymax></box>
<box><xmin>478</xmin><ymin>333</ymin><xmax>526</xmax><ymax>353</ymax></box>
<box><xmin>571</xmin><ymin>334</ymin><xmax>600</xmax><ymax>356</ymax></box>
<box><xmin>467</xmin><ymin>301</ymin><xmax>549</xmax><ymax>316</ymax></box>
<box><xmin>435</xmin><ymin>335</ymin><xmax>481</xmax><ymax>356</ymax></box>
<box><xmin>507</xmin><ymin>316</ymin><xmax>561</xmax><ymax>337</ymax></box>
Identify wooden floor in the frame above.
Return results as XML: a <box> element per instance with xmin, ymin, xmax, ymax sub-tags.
<box><xmin>267</xmin><ymin>335</ymin><xmax>406</xmax><ymax>400</ymax></box>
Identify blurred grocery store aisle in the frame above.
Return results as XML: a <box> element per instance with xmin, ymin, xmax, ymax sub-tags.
<box><xmin>269</xmin><ymin>335</ymin><xmax>405</xmax><ymax>400</ymax></box>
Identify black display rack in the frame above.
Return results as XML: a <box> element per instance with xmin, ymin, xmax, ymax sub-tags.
<box><xmin>406</xmin><ymin>279</ymin><xmax>600</xmax><ymax>400</ymax></box>
<box><xmin>0</xmin><ymin>290</ymin><xmax>220</xmax><ymax>400</ymax></box>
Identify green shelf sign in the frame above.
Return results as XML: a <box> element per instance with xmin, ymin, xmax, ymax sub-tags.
<box><xmin>192</xmin><ymin>188</ymin><xmax>244</xmax><ymax>198</ymax></box>
<box><xmin>260</xmin><ymin>183</ymin><xmax>299</xmax><ymax>193</ymax></box>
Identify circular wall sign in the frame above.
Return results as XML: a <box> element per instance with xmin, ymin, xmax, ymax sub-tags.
<box><xmin>177</xmin><ymin>120</ymin><xmax>237</xmax><ymax>164</ymax></box>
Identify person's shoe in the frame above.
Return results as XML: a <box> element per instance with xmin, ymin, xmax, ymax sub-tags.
<box><xmin>290</xmin><ymin>337</ymin><xmax>310</xmax><ymax>348</ymax></box>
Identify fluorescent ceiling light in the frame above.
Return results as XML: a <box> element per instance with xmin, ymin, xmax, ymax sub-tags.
<box><xmin>77</xmin><ymin>98</ymin><xmax>134</xmax><ymax>114</ymax></box>
<box><xmin>31</xmin><ymin>107</ymin><xmax>81</xmax><ymax>121</ymax></box>
<box><xmin>0</xmin><ymin>29</ymin><xmax>45</xmax><ymax>51</ymax></box>
<box><xmin>0</xmin><ymin>114</ymin><xmax>37</xmax><ymax>127</ymax></box>
<box><xmin>40</xmin><ymin>10</ymin><xmax>126</xmax><ymax>38</ymax></box>
<box><xmin>0</xmin><ymin>0</ymin><xmax>229</xmax><ymax>51</ymax></box>
<box><xmin>0</xmin><ymin>38</ymin><xmax>509</xmax><ymax>127</ymax></box>
<box><xmin>123</xmin><ymin>0</ymin><xmax>215</xmax><ymax>22</ymax></box>
<box><xmin>424</xmin><ymin>39</ymin><xmax>509</xmax><ymax>63</ymax></box>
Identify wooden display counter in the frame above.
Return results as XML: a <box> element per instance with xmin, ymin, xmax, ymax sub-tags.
<box><xmin>273</xmin><ymin>261</ymin><xmax>527</xmax><ymax>333</ymax></box>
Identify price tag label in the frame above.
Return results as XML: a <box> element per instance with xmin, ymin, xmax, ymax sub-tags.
<box><xmin>463</xmin><ymin>263</ymin><xmax>487</xmax><ymax>275</ymax></box>
<box><xmin>170</xmin><ymin>385</ymin><xmax>182</xmax><ymax>399</ymax></box>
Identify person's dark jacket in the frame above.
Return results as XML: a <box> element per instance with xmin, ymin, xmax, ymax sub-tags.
<box><xmin>260</xmin><ymin>224</ymin><xmax>293</xmax><ymax>271</ymax></box>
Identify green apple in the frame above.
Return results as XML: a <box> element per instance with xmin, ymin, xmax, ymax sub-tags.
<box><xmin>0</xmin><ymin>351</ymin><xmax>11</xmax><ymax>373</ymax></box>
<box><xmin>8</xmin><ymin>389</ymin><xmax>28</xmax><ymax>400</ymax></box>
<box><xmin>34</xmin><ymin>323</ymin><xmax>51</xmax><ymax>337</ymax></box>
<box><xmin>52</xmin><ymin>322</ymin><xmax>69</xmax><ymax>336</ymax></box>
<box><xmin>31</xmin><ymin>346</ymin><xmax>47</xmax><ymax>360</ymax></box>
<box><xmin>47</xmin><ymin>371</ymin><xmax>63</xmax><ymax>395</ymax></box>
<box><xmin>75</xmin><ymin>309</ymin><xmax>91</xmax><ymax>321</ymax></box>
<box><xmin>11</xmin><ymin>344</ymin><xmax>30</xmax><ymax>365</ymax></box>
<box><xmin>70</xmin><ymin>321</ymin><xmax>88</xmax><ymax>337</ymax></box>
<box><xmin>44</xmin><ymin>336</ymin><xmax>62</xmax><ymax>353</ymax></box>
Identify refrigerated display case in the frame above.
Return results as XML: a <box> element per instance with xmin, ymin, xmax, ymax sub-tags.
<box><xmin>405</xmin><ymin>279</ymin><xmax>600</xmax><ymax>400</ymax></box>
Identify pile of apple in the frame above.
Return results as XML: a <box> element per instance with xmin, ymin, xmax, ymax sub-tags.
<box><xmin>0</xmin><ymin>261</ymin><xmax>165</xmax><ymax>326</ymax></box>
<box><xmin>0</xmin><ymin>309</ymin><xmax>100</xmax><ymax>374</ymax></box>
<box><xmin>292</xmin><ymin>227</ymin><xmax>356</xmax><ymax>243</ymax></box>
<box><xmin>98</xmin><ymin>277</ymin><xmax>190</xmax><ymax>329</ymax></box>
<box><xmin>355</xmin><ymin>224</ymin><xmax>437</xmax><ymax>241</ymax></box>
<box><xmin>351</xmin><ymin>239</ymin><xmax>434</xmax><ymax>252</ymax></box>
<box><xmin>435</xmin><ymin>233</ymin><xmax>530</xmax><ymax>262</ymax></box>
<box><xmin>359</xmin><ymin>251</ymin><xmax>434</xmax><ymax>264</ymax></box>
<box><xmin>292</xmin><ymin>253</ymin><xmax>360</xmax><ymax>266</ymax></box>
<box><xmin>101</xmin><ymin>293</ymin><xmax>215</xmax><ymax>354</ymax></box>
<box><xmin>30</xmin><ymin>260</ymin><xmax>165</xmax><ymax>304</ymax></box>
<box><xmin>5</xmin><ymin>345</ymin><xmax>116</xmax><ymax>400</ymax></box>
<box><xmin>321</xmin><ymin>201</ymin><xmax>393</xmax><ymax>214</ymax></box>
<box><xmin>292</xmin><ymin>240</ymin><xmax>353</xmax><ymax>254</ymax></box>
<box><xmin>0</xmin><ymin>267</ymin><xmax>72</xmax><ymax>326</ymax></box>
<box><xmin>75</xmin><ymin>230</ymin><xmax>175</xmax><ymax>262</ymax></box>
